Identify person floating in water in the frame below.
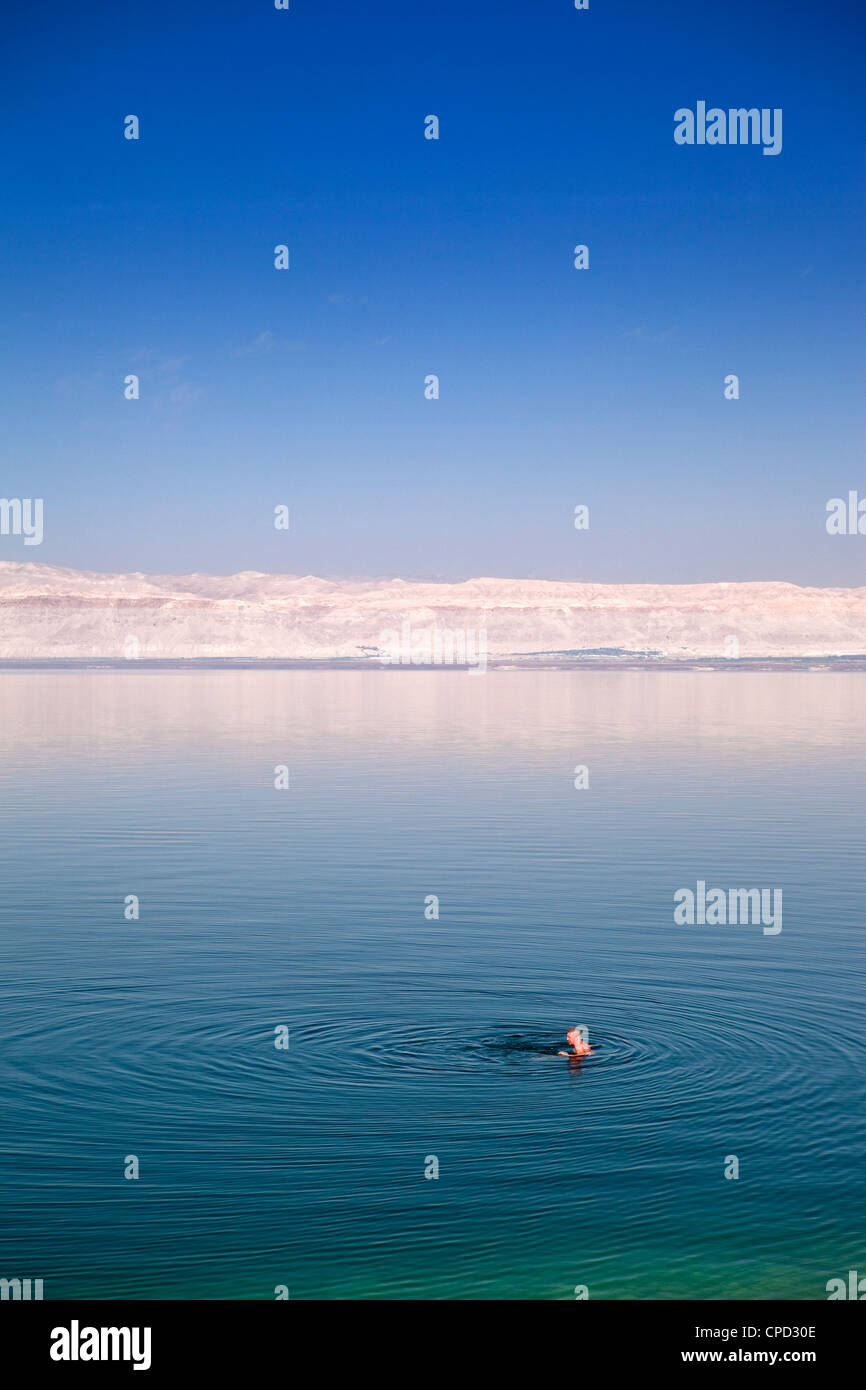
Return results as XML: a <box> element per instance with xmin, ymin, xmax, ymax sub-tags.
<box><xmin>559</xmin><ymin>1026</ymin><xmax>592</xmax><ymax>1058</ymax></box>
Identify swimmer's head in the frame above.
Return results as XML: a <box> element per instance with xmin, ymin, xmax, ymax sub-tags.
<box><xmin>566</xmin><ymin>1026</ymin><xmax>591</xmax><ymax>1056</ymax></box>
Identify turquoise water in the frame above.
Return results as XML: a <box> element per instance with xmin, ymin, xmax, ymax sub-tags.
<box><xmin>0</xmin><ymin>670</ymin><xmax>863</xmax><ymax>1300</ymax></box>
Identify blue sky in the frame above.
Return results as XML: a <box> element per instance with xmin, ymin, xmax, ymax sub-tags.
<box><xmin>1</xmin><ymin>0</ymin><xmax>863</xmax><ymax>583</ymax></box>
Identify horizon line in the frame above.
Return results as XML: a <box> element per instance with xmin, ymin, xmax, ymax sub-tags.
<box><xmin>1</xmin><ymin>560</ymin><xmax>864</xmax><ymax>593</ymax></box>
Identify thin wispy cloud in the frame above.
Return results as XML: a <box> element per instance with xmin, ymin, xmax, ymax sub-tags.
<box><xmin>233</xmin><ymin>331</ymin><xmax>277</xmax><ymax>357</ymax></box>
<box><xmin>166</xmin><ymin>383</ymin><xmax>206</xmax><ymax>408</ymax></box>
<box><xmin>129</xmin><ymin>349</ymin><xmax>189</xmax><ymax>375</ymax></box>
<box><xmin>623</xmin><ymin>326</ymin><xmax>677</xmax><ymax>344</ymax></box>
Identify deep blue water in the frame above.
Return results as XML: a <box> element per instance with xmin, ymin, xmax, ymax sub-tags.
<box><xmin>0</xmin><ymin>670</ymin><xmax>863</xmax><ymax>1299</ymax></box>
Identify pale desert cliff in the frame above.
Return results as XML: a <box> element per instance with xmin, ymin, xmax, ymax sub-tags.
<box><xmin>1</xmin><ymin>563</ymin><xmax>865</xmax><ymax>662</ymax></box>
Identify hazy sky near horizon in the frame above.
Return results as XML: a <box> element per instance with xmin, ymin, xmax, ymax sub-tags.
<box><xmin>1</xmin><ymin>0</ymin><xmax>864</xmax><ymax>585</ymax></box>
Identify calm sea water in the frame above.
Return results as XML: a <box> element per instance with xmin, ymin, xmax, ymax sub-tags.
<box><xmin>0</xmin><ymin>670</ymin><xmax>863</xmax><ymax>1300</ymax></box>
